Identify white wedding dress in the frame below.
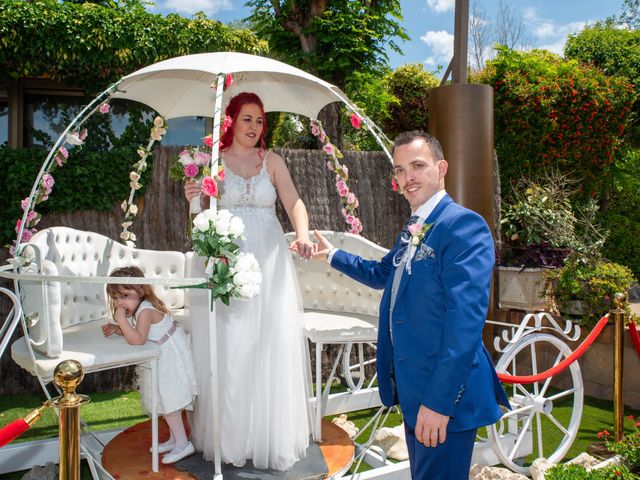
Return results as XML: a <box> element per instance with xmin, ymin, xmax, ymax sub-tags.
<box><xmin>189</xmin><ymin>152</ymin><xmax>311</xmax><ymax>470</ymax></box>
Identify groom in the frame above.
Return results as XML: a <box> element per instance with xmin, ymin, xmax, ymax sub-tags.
<box><xmin>314</xmin><ymin>131</ymin><xmax>510</xmax><ymax>479</ymax></box>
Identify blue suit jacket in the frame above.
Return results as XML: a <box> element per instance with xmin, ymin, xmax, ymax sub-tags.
<box><xmin>331</xmin><ymin>194</ymin><xmax>510</xmax><ymax>431</ymax></box>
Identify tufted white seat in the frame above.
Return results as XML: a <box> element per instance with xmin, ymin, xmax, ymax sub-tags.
<box><xmin>285</xmin><ymin>230</ymin><xmax>388</xmax><ymax>437</ymax></box>
<box><xmin>9</xmin><ymin>226</ymin><xmax>196</xmax><ymax>473</ymax></box>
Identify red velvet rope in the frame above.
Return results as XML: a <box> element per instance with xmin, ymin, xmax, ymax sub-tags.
<box><xmin>0</xmin><ymin>419</ymin><xmax>29</xmax><ymax>448</ymax></box>
<box><xmin>497</xmin><ymin>315</ymin><xmax>610</xmax><ymax>384</ymax></box>
<box><xmin>629</xmin><ymin>319</ymin><xmax>640</xmax><ymax>361</ymax></box>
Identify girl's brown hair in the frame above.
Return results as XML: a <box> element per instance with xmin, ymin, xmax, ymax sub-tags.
<box><xmin>106</xmin><ymin>266</ymin><xmax>169</xmax><ymax>318</ymax></box>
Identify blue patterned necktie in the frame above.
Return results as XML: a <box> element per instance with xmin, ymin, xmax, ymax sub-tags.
<box><xmin>400</xmin><ymin>214</ymin><xmax>420</xmax><ymax>241</ymax></box>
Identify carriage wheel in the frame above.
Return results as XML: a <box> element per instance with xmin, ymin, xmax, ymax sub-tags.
<box><xmin>341</xmin><ymin>342</ymin><xmax>377</xmax><ymax>392</ymax></box>
<box><xmin>487</xmin><ymin>333</ymin><xmax>583</xmax><ymax>475</ymax></box>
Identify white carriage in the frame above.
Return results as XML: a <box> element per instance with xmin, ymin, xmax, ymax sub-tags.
<box><xmin>0</xmin><ymin>52</ymin><xmax>585</xmax><ymax>479</ymax></box>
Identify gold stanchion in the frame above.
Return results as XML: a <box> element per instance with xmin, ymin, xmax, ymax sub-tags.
<box><xmin>51</xmin><ymin>360</ymin><xmax>91</xmax><ymax>480</ymax></box>
<box><xmin>612</xmin><ymin>292</ymin><xmax>626</xmax><ymax>442</ymax></box>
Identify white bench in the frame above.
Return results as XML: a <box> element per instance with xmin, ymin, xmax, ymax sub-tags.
<box><xmin>8</xmin><ymin>226</ymin><xmax>196</xmax><ymax>473</ymax></box>
<box><xmin>285</xmin><ymin>230</ymin><xmax>388</xmax><ymax>436</ymax></box>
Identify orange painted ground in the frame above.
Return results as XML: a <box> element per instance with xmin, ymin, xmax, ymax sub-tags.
<box><xmin>102</xmin><ymin>419</ymin><xmax>354</xmax><ymax>479</ymax></box>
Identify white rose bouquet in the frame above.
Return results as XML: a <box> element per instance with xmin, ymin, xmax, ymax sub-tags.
<box><xmin>190</xmin><ymin>209</ymin><xmax>261</xmax><ymax>307</ymax></box>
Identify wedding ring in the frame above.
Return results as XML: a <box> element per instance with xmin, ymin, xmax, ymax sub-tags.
<box><xmin>431</xmin><ymin>432</ymin><xmax>439</xmax><ymax>436</ymax></box>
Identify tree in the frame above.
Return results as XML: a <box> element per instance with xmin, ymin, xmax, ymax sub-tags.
<box><xmin>469</xmin><ymin>0</ymin><xmax>491</xmax><ymax>71</ymax></box>
<box><xmin>610</xmin><ymin>0</ymin><xmax>640</xmax><ymax>30</ymax></box>
<box><xmin>494</xmin><ymin>0</ymin><xmax>530</xmax><ymax>50</ymax></box>
<box><xmin>245</xmin><ymin>0</ymin><xmax>408</xmax><ymax>145</ymax></box>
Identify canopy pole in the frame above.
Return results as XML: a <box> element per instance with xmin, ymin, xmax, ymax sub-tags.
<box><xmin>208</xmin><ymin>73</ymin><xmax>225</xmax><ymax>480</ymax></box>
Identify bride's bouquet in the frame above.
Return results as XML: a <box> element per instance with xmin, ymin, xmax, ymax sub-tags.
<box><xmin>190</xmin><ymin>209</ymin><xmax>262</xmax><ymax>307</ymax></box>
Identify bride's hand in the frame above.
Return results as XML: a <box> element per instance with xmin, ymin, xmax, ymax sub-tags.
<box><xmin>289</xmin><ymin>238</ymin><xmax>315</xmax><ymax>260</ymax></box>
<box><xmin>184</xmin><ymin>180</ymin><xmax>201</xmax><ymax>202</ymax></box>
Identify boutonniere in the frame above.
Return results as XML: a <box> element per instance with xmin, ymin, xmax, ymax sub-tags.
<box><xmin>408</xmin><ymin>222</ymin><xmax>433</xmax><ymax>246</ymax></box>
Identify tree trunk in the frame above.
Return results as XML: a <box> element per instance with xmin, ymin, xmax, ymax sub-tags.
<box><xmin>318</xmin><ymin>102</ymin><xmax>342</xmax><ymax>149</ymax></box>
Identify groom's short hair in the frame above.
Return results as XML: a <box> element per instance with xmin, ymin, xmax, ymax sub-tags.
<box><xmin>392</xmin><ymin>130</ymin><xmax>444</xmax><ymax>163</ymax></box>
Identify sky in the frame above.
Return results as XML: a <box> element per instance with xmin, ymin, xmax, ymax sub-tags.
<box><xmin>150</xmin><ymin>0</ymin><xmax>623</xmax><ymax>72</ymax></box>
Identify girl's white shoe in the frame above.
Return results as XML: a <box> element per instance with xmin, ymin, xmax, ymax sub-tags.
<box><xmin>162</xmin><ymin>441</ymin><xmax>195</xmax><ymax>464</ymax></box>
<box><xmin>149</xmin><ymin>438</ymin><xmax>176</xmax><ymax>454</ymax></box>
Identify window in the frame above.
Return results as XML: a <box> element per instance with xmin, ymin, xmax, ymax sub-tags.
<box><xmin>23</xmin><ymin>91</ymin><xmax>83</xmax><ymax>149</ymax></box>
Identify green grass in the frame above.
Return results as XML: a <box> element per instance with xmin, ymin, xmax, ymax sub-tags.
<box><xmin>0</xmin><ymin>390</ymin><xmax>637</xmax><ymax>479</ymax></box>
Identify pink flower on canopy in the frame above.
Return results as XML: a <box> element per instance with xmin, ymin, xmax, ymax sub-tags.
<box><xmin>21</xmin><ymin>229</ymin><xmax>34</xmax><ymax>243</ymax></box>
<box><xmin>202</xmin><ymin>176</ymin><xmax>218</xmax><ymax>197</ymax></box>
<box><xmin>26</xmin><ymin>211</ymin><xmax>38</xmax><ymax>223</ymax></box>
<box><xmin>55</xmin><ymin>155</ymin><xmax>64</xmax><ymax>167</ymax></box>
<box><xmin>326</xmin><ymin>161</ymin><xmax>335</xmax><ymax>171</ymax></box>
<box><xmin>349</xmin><ymin>227</ymin><xmax>360</xmax><ymax>235</ymax></box>
<box><xmin>341</xmin><ymin>165</ymin><xmax>349</xmax><ymax>175</ymax></box>
<box><xmin>79</xmin><ymin>128</ymin><xmax>88</xmax><ymax>141</ymax></box>
<box><xmin>99</xmin><ymin>103</ymin><xmax>110</xmax><ymax>114</ymax></box>
<box><xmin>347</xmin><ymin>192</ymin><xmax>356</xmax><ymax>204</ymax></box>
<box><xmin>391</xmin><ymin>177</ymin><xmax>399</xmax><ymax>192</ymax></box>
<box><xmin>222</xmin><ymin>115</ymin><xmax>233</xmax><ymax>133</ymax></box>
<box><xmin>346</xmin><ymin>214</ymin><xmax>355</xmax><ymax>225</ymax></box>
<box><xmin>350</xmin><ymin>113</ymin><xmax>362</xmax><ymax>129</ymax></box>
<box><xmin>341</xmin><ymin>208</ymin><xmax>348</xmax><ymax>218</ymax></box>
<box><xmin>225</xmin><ymin>73</ymin><xmax>233</xmax><ymax>88</ymax></box>
<box><xmin>15</xmin><ymin>219</ymin><xmax>22</xmax><ymax>233</ymax></box>
<box><xmin>194</xmin><ymin>150</ymin><xmax>210</xmax><ymax>165</ymax></box>
<box><xmin>184</xmin><ymin>164</ymin><xmax>199</xmax><ymax>178</ymax></box>
<box><xmin>21</xmin><ymin>197</ymin><xmax>30</xmax><ymax>211</ymax></box>
<box><xmin>323</xmin><ymin>143</ymin><xmax>335</xmax><ymax>155</ymax></box>
<box><xmin>203</xmin><ymin>135</ymin><xmax>214</xmax><ymax>148</ymax></box>
<box><xmin>339</xmin><ymin>187</ymin><xmax>349</xmax><ymax>197</ymax></box>
<box><xmin>58</xmin><ymin>146</ymin><xmax>69</xmax><ymax>159</ymax></box>
<box><xmin>217</xmin><ymin>168</ymin><xmax>225</xmax><ymax>181</ymax></box>
<box><xmin>41</xmin><ymin>173</ymin><xmax>55</xmax><ymax>194</ymax></box>
<box><xmin>310</xmin><ymin>121</ymin><xmax>321</xmax><ymax>137</ymax></box>
<box><xmin>351</xmin><ymin>218</ymin><xmax>361</xmax><ymax>229</ymax></box>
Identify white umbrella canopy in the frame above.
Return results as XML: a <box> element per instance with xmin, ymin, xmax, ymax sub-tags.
<box><xmin>111</xmin><ymin>51</ymin><xmax>348</xmax><ymax>119</ymax></box>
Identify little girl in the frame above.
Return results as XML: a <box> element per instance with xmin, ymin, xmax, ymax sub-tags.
<box><xmin>102</xmin><ymin>266</ymin><xmax>198</xmax><ymax>464</ymax></box>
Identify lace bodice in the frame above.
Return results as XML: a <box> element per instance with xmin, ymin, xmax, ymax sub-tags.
<box><xmin>218</xmin><ymin>153</ymin><xmax>277</xmax><ymax>210</ymax></box>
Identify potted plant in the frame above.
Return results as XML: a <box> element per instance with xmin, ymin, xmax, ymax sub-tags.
<box><xmin>498</xmin><ymin>173</ymin><xmax>586</xmax><ymax>311</ymax></box>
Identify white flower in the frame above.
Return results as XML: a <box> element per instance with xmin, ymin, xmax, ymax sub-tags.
<box><xmin>121</xmin><ymin>201</ymin><xmax>128</xmax><ymax>212</ymax></box>
<box><xmin>129</xmin><ymin>232</ymin><xmax>137</xmax><ymax>242</ymax></box>
<box><xmin>153</xmin><ymin>116</ymin><xmax>164</xmax><ymax>127</ymax></box>
<box><xmin>215</xmin><ymin>216</ymin><xmax>231</xmax><ymax>237</ymax></box>
<box><xmin>178</xmin><ymin>151</ymin><xmax>194</xmax><ymax>166</ymax></box>
<box><xmin>65</xmin><ymin>132</ymin><xmax>84</xmax><ymax>145</ymax></box>
<box><xmin>193</xmin><ymin>213</ymin><xmax>210</xmax><ymax>232</ymax></box>
<box><xmin>122</xmin><ymin>221</ymin><xmax>133</xmax><ymax>228</ymax></box>
<box><xmin>229</xmin><ymin>216</ymin><xmax>245</xmax><ymax>237</ymax></box>
<box><xmin>130</xmin><ymin>171</ymin><xmax>141</xmax><ymax>182</ymax></box>
<box><xmin>128</xmin><ymin>204</ymin><xmax>138</xmax><ymax>215</ymax></box>
<box><xmin>125</xmin><ymin>240</ymin><xmax>136</xmax><ymax>248</ymax></box>
<box><xmin>130</xmin><ymin>181</ymin><xmax>141</xmax><ymax>190</ymax></box>
<box><xmin>233</xmin><ymin>271</ymin><xmax>250</xmax><ymax>286</ymax></box>
<box><xmin>120</xmin><ymin>230</ymin><xmax>131</xmax><ymax>240</ymax></box>
<box><xmin>202</xmin><ymin>208</ymin><xmax>217</xmax><ymax>221</ymax></box>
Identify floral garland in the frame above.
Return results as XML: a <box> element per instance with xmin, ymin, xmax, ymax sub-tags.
<box><xmin>119</xmin><ymin>115</ymin><xmax>168</xmax><ymax>246</ymax></box>
<box><xmin>310</xmin><ymin>118</ymin><xmax>363</xmax><ymax>235</ymax></box>
<box><xmin>9</xmin><ymin>101</ymin><xmax>113</xmax><ymax>256</ymax></box>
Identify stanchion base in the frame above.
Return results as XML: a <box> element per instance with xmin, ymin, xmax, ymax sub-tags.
<box><xmin>102</xmin><ymin>419</ymin><xmax>354</xmax><ymax>479</ymax></box>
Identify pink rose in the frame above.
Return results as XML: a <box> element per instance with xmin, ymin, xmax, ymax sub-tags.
<box><xmin>351</xmin><ymin>218</ymin><xmax>361</xmax><ymax>229</ymax></box>
<box><xmin>79</xmin><ymin>128</ymin><xmax>88</xmax><ymax>141</ymax></box>
<box><xmin>21</xmin><ymin>229</ymin><xmax>33</xmax><ymax>243</ymax></box>
<box><xmin>218</xmin><ymin>168</ymin><xmax>225</xmax><ymax>181</ymax></box>
<box><xmin>99</xmin><ymin>103</ymin><xmax>110</xmax><ymax>114</ymax></box>
<box><xmin>202</xmin><ymin>176</ymin><xmax>218</xmax><ymax>197</ymax></box>
<box><xmin>21</xmin><ymin>197</ymin><xmax>30</xmax><ymax>211</ymax></box>
<box><xmin>58</xmin><ymin>146</ymin><xmax>69</xmax><ymax>159</ymax></box>
<box><xmin>349</xmin><ymin>227</ymin><xmax>360</xmax><ymax>235</ymax></box>
<box><xmin>323</xmin><ymin>143</ymin><xmax>334</xmax><ymax>156</ymax></box>
<box><xmin>341</xmin><ymin>208</ymin><xmax>348</xmax><ymax>218</ymax></box>
<box><xmin>203</xmin><ymin>135</ymin><xmax>213</xmax><ymax>148</ymax></box>
<box><xmin>342</xmin><ymin>165</ymin><xmax>349</xmax><ymax>175</ymax></box>
<box><xmin>310</xmin><ymin>121</ymin><xmax>321</xmax><ymax>137</ymax></box>
<box><xmin>26</xmin><ymin>211</ymin><xmax>38</xmax><ymax>223</ymax></box>
<box><xmin>408</xmin><ymin>224</ymin><xmax>422</xmax><ymax>235</ymax></box>
<box><xmin>347</xmin><ymin>192</ymin><xmax>356</xmax><ymax>204</ymax></box>
<box><xmin>225</xmin><ymin>73</ymin><xmax>233</xmax><ymax>88</ymax></box>
<box><xmin>195</xmin><ymin>151</ymin><xmax>210</xmax><ymax>165</ymax></box>
<box><xmin>339</xmin><ymin>187</ymin><xmax>349</xmax><ymax>197</ymax></box>
<box><xmin>183</xmin><ymin>164</ymin><xmax>199</xmax><ymax>178</ymax></box>
<box><xmin>326</xmin><ymin>161</ymin><xmax>334</xmax><ymax>171</ymax></box>
<box><xmin>222</xmin><ymin>115</ymin><xmax>233</xmax><ymax>133</ymax></box>
<box><xmin>15</xmin><ymin>219</ymin><xmax>22</xmax><ymax>233</ymax></box>
<box><xmin>41</xmin><ymin>173</ymin><xmax>55</xmax><ymax>194</ymax></box>
<box><xmin>346</xmin><ymin>214</ymin><xmax>355</xmax><ymax>225</ymax></box>
<box><xmin>350</xmin><ymin>113</ymin><xmax>362</xmax><ymax>129</ymax></box>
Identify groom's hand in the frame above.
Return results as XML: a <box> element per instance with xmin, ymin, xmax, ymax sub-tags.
<box><xmin>312</xmin><ymin>230</ymin><xmax>334</xmax><ymax>261</ymax></box>
<box><xmin>415</xmin><ymin>405</ymin><xmax>449</xmax><ymax>448</ymax></box>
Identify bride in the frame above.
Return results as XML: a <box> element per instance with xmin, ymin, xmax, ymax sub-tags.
<box><xmin>185</xmin><ymin>92</ymin><xmax>314</xmax><ymax>470</ymax></box>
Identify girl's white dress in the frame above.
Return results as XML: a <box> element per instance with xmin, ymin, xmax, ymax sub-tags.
<box><xmin>190</xmin><ymin>152</ymin><xmax>311</xmax><ymax>470</ymax></box>
<box><xmin>135</xmin><ymin>300</ymin><xmax>198</xmax><ymax>415</ymax></box>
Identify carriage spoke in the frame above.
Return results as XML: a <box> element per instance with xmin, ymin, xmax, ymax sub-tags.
<box><xmin>530</xmin><ymin>343</ymin><xmax>540</xmax><ymax>397</ymax></box>
<box><xmin>515</xmin><ymin>382</ymin><xmax>536</xmax><ymax>400</ymax></box>
<box><xmin>546</xmin><ymin>412</ymin><xmax>570</xmax><ymax>437</ymax></box>
<box><xmin>539</xmin><ymin>351</ymin><xmax>564</xmax><ymax>397</ymax></box>
<box><xmin>548</xmin><ymin>388</ymin><xmax>576</xmax><ymax>401</ymax></box>
<box><xmin>535</xmin><ymin>412</ymin><xmax>544</xmax><ymax>458</ymax></box>
<box><xmin>500</xmin><ymin>403</ymin><xmax>534</xmax><ymax>419</ymax></box>
<box><xmin>508</xmin><ymin>411</ymin><xmax>535</xmax><ymax>461</ymax></box>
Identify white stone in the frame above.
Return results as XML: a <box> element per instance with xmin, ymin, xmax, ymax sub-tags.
<box><xmin>530</xmin><ymin>457</ymin><xmax>554</xmax><ymax>480</ymax></box>
<box><xmin>373</xmin><ymin>425</ymin><xmax>409</xmax><ymax>461</ymax></box>
<box><xmin>21</xmin><ymin>463</ymin><xmax>58</xmax><ymax>480</ymax></box>
<box><xmin>331</xmin><ymin>414</ymin><xmax>359</xmax><ymax>439</ymax></box>
<box><xmin>567</xmin><ymin>452</ymin><xmax>600</xmax><ymax>469</ymax></box>
<box><xmin>470</xmin><ymin>465</ymin><xmax>528</xmax><ymax>480</ymax></box>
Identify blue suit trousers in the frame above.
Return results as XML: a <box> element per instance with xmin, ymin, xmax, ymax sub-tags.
<box><xmin>404</xmin><ymin>423</ymin><xmax>477</xmax><ymax>480</ymax></box>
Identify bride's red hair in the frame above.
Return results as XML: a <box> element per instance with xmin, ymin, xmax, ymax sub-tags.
<box><xmin>219</xmin><ymin>92</ymin><xmax>268</xmax><ymax>155</ymax></box>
